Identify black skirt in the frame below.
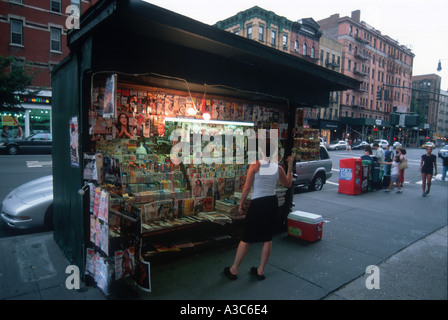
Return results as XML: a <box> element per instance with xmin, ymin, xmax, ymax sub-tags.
<box><xmin>241</xmin><ymin>195</ymin><xmax>278</xmax><ymax>243</ymax></box>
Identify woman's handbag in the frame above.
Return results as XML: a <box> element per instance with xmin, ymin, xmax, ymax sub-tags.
<box><xmin>399</xmin><ymin>160</ymin><xmax>408</xmax><ymax>169</ymax></box>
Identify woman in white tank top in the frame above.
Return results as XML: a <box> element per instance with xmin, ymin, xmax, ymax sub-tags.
<box><xmin>224</xmin><ymin>138</ymin><xmax>293</xmax><ymax>280</ymax></box>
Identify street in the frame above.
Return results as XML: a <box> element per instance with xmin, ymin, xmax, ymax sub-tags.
<box><xmin>0</xmin><ymin>154</ymin><xmax>52</xmax><ymax>238</ymax></box>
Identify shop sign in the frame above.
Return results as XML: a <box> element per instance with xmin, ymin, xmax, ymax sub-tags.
<box><xmin>2</xmin><ymin>115</ymin><xmax>18</xmax><ymax>126</ymax></box>
<box><xmin>20</xmin><ymin>96</ymin><xmax>52</xmax><ymax>105</ymax></box>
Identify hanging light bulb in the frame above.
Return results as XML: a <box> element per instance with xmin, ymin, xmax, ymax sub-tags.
<box><xmin>187</xmin><ymin>101</ymin><xmax>198</xmax><ymax>116</ymax></box>
<box><xmin>202</xmin><ymin>112</ymin><xmax>211</xmax><ymax>121</ymax></box>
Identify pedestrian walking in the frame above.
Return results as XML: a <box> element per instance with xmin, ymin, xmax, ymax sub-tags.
<box><xmin>345</xmin><ymin>137</ymin><xmax>351</xmax><ymax>152</ymax></box>
<box><xmin>224</xmin><ymin>138</ymin><xmax>293</xmax><ymax>281</ymax></box>
<box><xmin>420</xmin><ymin>147</ymin><xmax>437</xmax><ymax>197</ymax></box>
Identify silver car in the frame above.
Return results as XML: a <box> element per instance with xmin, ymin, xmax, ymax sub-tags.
<box><xmin>327</xmin><ymin>140</ymin><xmax>347</xmax><ymax>150</ymax></box>
<box><xmin>1</xmin><ymin>175</ymin><xmax>53</xmax><ymax>229</ymax></box>
<box><xmin>294</xmin><ymin>146</ymin><xmax>332</xmax><ymax>191</ymax></box>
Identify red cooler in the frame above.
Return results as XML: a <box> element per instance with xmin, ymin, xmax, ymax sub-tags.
<box><xmin>287</xmin><ymin>211</ymin><xmax>324</xmax><ymax>242</ymax></box>
<box><xmin>338</xmin><ymin>158</ymin><xmax>362</xmax><ymax>195</ymax></box>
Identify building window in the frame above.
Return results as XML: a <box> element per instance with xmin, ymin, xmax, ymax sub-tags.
<box><xmin>302</xmin><ymin>43</ymin><xmax>307</xmax><ymax>56</ymax></box>
<box><xmin>311</xmin><ymin>46</ymin><xmax>315</xmax><ymax>58</ymax></box>
<box><xmin>70</xmin><ymin>0</ymin><xmax>80</xmax><ymax>10</ymax></box>
<box><xmin>294</xmin><ymin>40</ymin><xmax>299</xmax><ymax>52</ymax></box>
<box><xmin>258</xmin><ymin>25</ymin><xmax>264</xmax><ymax>42</ymax></box>
<box><xmin>50</xmin><ymin>27</ymin><xmax>62</xmax><ymax>52</ymax></box>
<box><xmin>282</xmin><ymin>34</ymin><xmax>288</xmax><ymax>49</ymax></box>
<box><xmin>50</xmin><ymin>0</ymin><xmax>61</xmax><ymax>13</ymax></box>
<box><xmin>271</xmin><ymin>30</ymin><xmax>277</xmax><ymax>46</ymax></box>
<box><xmin>347</xmin><ymin>59</ymin><xmax>351</xmax><ymax>71</ymax></box>
<box><xmin>247</xmin><ymin>25</ymin><xmax>252</xmax><ymax>39</ymax></box>
<box><xmin>10</xmin><ymin>19</ymin><xmax>23</xmax><ymax>46</ymax></box>
<box><xmin>320</xmin><ymin>49</ymin><xmax>324</xmax><ymax>63</ymax></box>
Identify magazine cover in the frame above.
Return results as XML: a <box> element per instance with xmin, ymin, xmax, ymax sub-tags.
<box><xmin>103</xmin><ymin>156</ymin><xmax>122</xmax><ymax>187</ymax></box>
<box><xmin>137</xmin><ymin>258</ymin><xmax>151</xmax><ymax>293</ymax></box>
<box><xmin>155</xmin><ymin>199</ymin><xmax>175</xmax><ymax>220</ymax></box>
<box><xmin>164</xmin><ymin>95</ymin><xmax>174</xmax><ymax>117</ymax></box>
<box><xmin>202</xmin><ymin>197</ymin><xmax>214</xmax><ymax>212</ymax></box>
<box><xmin>191</xmin><ymin>178</ymin><xmax>205</xmax><ymax>197</ymax></box>
<box><xmin>115</xmin><ymin>247</ymin><xmax>135</xmax><ymax>280</ymax></box>
<box><xmin>103</xmin><ymin>74</ymin><xmax>117</xmax><ymax>119</ymax></box>
<box><xmin>224</xmin><ymin>102</ymin><xmax>233</xmax><ymax>120</ymax></box>
<box><xmin>83</xmin><ymin>154</ymin><xmax>98</xmax><ymax>180</ymax></box>
<box><xmin>183</xmin><ymin>198</ymin><xmax>195</xmax><ymax>216</ymax></box>
<box><xmin>225</xmin><ymin>178</ymin><xmax>235</xmax><ymax>195</ymax></box>
<box><xmin>216</xmin><ymin>178</ymin><xmax>226</xmax><ymax>198</ymax></box>
<box><xmin>156</xmin><ymin>93</ymin><xmax>165</xmax><ymax>115</ymax></box>
<box><xmin>243</xmin><ymin>104</ymin><xmax>253</xmax><ymax>122</ymax></box>
<box><xmin>143</xmin><ymin>202</ymin><xmax>157</xmax><ymax>223</ymax></box>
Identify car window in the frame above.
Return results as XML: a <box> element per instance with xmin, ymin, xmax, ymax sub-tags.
<box><xmin>319</xmin><ymin>146</ymin><xmax>329</xmax><ymax>160</ymax></box>
<box><xmin>34</xmin><ymin>134</ymin><xmax>46</xmax><ymax>141</ymax></box>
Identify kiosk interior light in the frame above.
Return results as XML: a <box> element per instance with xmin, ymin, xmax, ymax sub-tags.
<box><xmin>164</xmin><ymin>117</ymin><xmax>254</xmax><ymax>127</ymax></box>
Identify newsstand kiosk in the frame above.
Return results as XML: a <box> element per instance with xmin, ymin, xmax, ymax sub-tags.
<box><xmin>338</xmin><ymin>158</ymin><xmax>362</xmax><ymax>195</ymax></box>
<box><xmin>50</xmin><ymin>0</ymin><xmax>359</xmax><ymax>296</ymax></box>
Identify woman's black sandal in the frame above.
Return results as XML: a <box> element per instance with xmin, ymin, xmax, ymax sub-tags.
<box><xmin>224</xmin><ymin>266</ymin><xmax>237</xmax><ymax>280</ymax></box>
<box><xmin>250</xmin><ymin>267</ymin><xmax>265</xmax><ymax>280</ymax></box>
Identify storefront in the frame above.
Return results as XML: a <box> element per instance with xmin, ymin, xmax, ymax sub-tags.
<box><xmin>51</xmin><ymin>0</ymin><xmax>358</xmax><ymax>295</ymax></box>
<box><xmin>1</xmin><ymin>92</ymin><xmax>52</xmax><ymax>139</ymax></box>
<box><xmin>307</xmin><ymin>118</ymin><xmax>344</xmax><ymax>144</ymax></box>
<box><xmin>340</xmin><ymin>117</ymin><xmax>392</xmax><ymax>143</ymax></box>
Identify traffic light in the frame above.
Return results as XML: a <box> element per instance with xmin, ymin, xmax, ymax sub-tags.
<box><xmin>390</xmin><ymin>113</ymin><xmax>400</xmax><ymax>125</ymax></box>
<box><xmin>376</xmin><ymin>88</ymin><xmax>382</xmax><ymax>101</ymax></box>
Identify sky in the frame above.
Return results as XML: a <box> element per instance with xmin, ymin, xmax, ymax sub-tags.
<box><xmin>145</xmin><ymin>0</ymin><xmax>448</xmax><ymax>90</ymax></box>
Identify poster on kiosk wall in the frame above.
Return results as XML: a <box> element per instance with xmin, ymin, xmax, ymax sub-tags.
<box><xmin>103</xmin><ymin>74</ymin><xmax>117</xmax><ymax>119</ymax></box>
<box><xmin>69</xmin><ymin>116</ymin><xmax>79</xmax><ymax>167</ymax></box>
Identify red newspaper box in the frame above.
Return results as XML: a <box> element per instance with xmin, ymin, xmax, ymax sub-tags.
<box><xmin>338</xmin><ymin>158</ymin><xmax>362</xmax><ymax>195</ymax></box>
<box><xmin>287</xmin><ymin>211</ymin><xmax>324</xmax><ymax>242</ymax></box>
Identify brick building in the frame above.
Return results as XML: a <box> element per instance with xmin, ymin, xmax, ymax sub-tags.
<box><xmin>314</xmin><ymin>35</ymin><xmax>344</xmax><ymax>143</ymax></box>
<box><xmin>412</xmin><ymin>74</ymin><xmax>442</xmax><ymax>138</ymax></box>
<box><xmin>318</xmin><ymin>10</ymin><xmax>414</xmax><ymax>142</ymax></box>
<box><xmin>0</xmin><ymin>0</ymin><xmax>97</xmax><ymax>136</ymax></box>
<box><xmin>214</xmin><ymin>6</ymin><xmax>293</xmax><ymax>54</ymax></box>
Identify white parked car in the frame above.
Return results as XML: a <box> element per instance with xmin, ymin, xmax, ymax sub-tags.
<box><xmin>327</xmin><ymin>140</ymin><xmax>347</xmax><ymax>150</ymax></box>
<box><xmin>1</xmin><ymin>175</ymin><xmax>53</xmax><ymax>229</ymax></box>
<box><xmin>370</xmin><ymin>139</ymin><xmax>389</xmax><ymax>149</ymax></box>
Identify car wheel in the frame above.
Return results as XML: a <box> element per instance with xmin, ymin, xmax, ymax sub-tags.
<box><xmin>309</xmin><ymin>173</ymin><xmax>325</xmax><ymax>191</ymax></box>
<box><xmin>6</xmin><ymin>145</ymin><xmax>19</xmax><ymax>155</ymax></box>
<box><xmin>44</xmin><ymin>204</ymin><xmax>54</xmax><ymax>230</ymax></box>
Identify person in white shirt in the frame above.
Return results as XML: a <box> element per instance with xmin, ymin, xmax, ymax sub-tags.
<box><xmin>224</xmin><ymin>138</ymin><xmax>293</xmax><ymax>280</ymax></box>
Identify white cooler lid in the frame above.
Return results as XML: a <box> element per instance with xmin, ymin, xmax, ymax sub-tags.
<box><xmin>287</xmin><ymin>211</ymin><xmax>323</xmax><ymax>224</ymax></box>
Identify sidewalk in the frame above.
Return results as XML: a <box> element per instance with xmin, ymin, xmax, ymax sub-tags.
<box><xmin>0</xmin><ymin>179</ymin><xmax>446</xmax><ymax>301</ymax></box>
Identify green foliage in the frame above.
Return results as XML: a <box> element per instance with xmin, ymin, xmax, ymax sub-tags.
<box><xmin>0</xmin><ymin>56</ymin><xmax>39</xmax><ymax>111</ymax></box>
